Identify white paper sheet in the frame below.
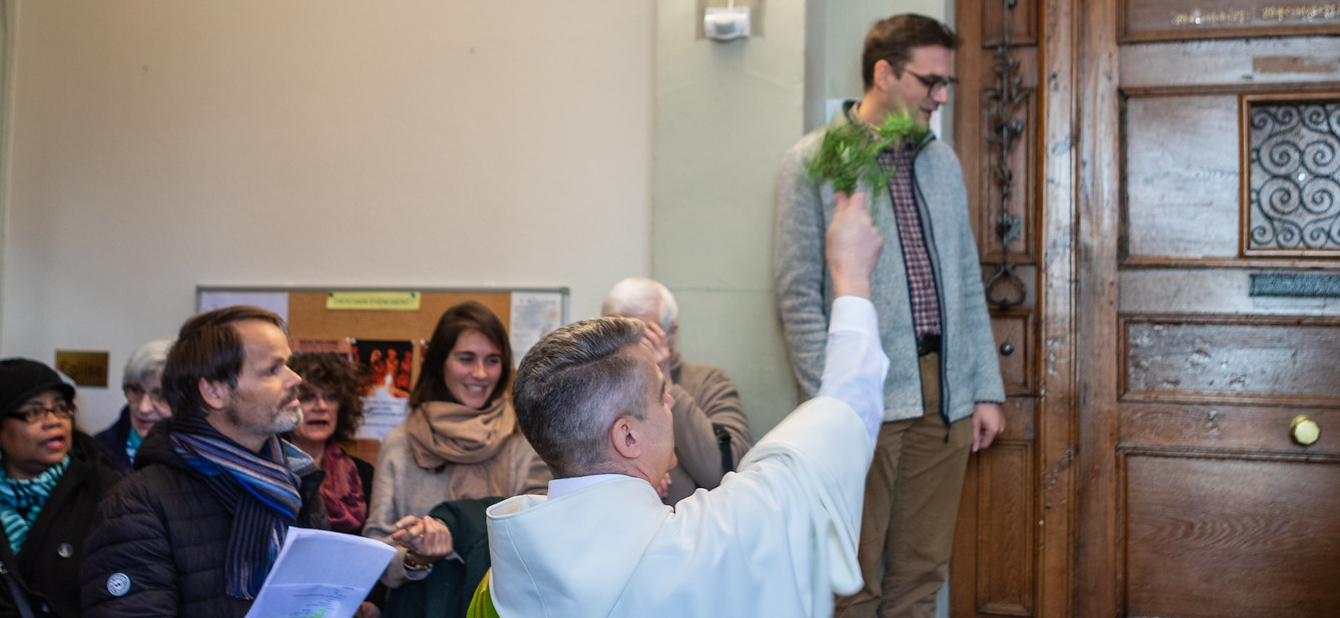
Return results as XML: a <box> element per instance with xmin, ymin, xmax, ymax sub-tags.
<box><xmin>357</xmin><ymin>394</ymin><xmax>410</xmax><ymax>440</ymax></box>
<box><xmin>243</xmin><ymin>527</ymin><xmax>395</xmax><ymax>618</ymax></box>
<box><xmin>509</xmin><ymin>292</ymin><xmax>565</xmax><ymax>368</ymax></box>
<box><xmin>199</xmin><ymin>291</ymin><xmax>290</xmax><ymax>322</ymax></box>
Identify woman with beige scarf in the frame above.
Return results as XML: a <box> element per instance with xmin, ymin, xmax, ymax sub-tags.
<box><xmin>363</xmin><ymin>302</ymin><xmax>550</xmax><ymax>602</ymax></box>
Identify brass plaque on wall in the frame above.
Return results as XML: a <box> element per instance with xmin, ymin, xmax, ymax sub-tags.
<box><xmin>55</xmin><ymin>350</ymin><xmax>109</xmax><ymax>387</ymax></box>
<box><xmin>1122</xmin><ymin>0</ymin><xmax>1340</xmax><ymax>41</ymax></box>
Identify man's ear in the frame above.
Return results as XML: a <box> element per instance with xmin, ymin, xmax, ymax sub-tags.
<box><xmin>874</xmin><ymin>59</ymin><xmax>897</xmax><ymax>91</ymax></box>
<box><xmin>199</xmin><ymin>377</ymin><xmax>229</xmax><ymax>411</ymax></box>
<box><xmin>609</xmin><ymin>415</ymin><xmax>641</xmax><ymax>460</ymax></box>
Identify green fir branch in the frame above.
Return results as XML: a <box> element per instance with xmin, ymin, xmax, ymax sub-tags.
<box><xmin>805</xmin><ymin>109</ymin><xmax>928</xmax><ymax>211</ymax></box>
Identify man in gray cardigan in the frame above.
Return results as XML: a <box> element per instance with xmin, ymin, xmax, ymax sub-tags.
<box><xmin>772</xmin><ymin>14</ymin><xmax>1005</xmax><ymax>618</ymax></box>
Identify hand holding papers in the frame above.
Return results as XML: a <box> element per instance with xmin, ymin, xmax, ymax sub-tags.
<box><xmin>243</xmin><ymin>528</ymin><xmax>396</xmax><ymax>618</ymax></box>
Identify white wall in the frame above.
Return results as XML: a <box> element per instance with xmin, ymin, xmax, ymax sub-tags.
<box><xmin>652</xmin><ymin>1</ymin><xmax>807</xmax><ymax>438</ymax></box>
<box><xmin>0</xmin><ymin>0</ymin><xmax>653</xmax><ymax>431</ymax></box>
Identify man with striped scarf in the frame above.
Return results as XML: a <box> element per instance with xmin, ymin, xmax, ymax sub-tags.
<box><xmin>81</xmin><ymin>306</ymin><xmax>329</xmax><ymax>618</ymax></box>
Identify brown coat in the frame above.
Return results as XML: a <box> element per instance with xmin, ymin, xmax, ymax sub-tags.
<box><xmin>665</xmin><ymin>354</ymin><xmax>753</xmax><ymax>504</ymax></box>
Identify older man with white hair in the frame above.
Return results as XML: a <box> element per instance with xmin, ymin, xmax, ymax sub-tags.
<box><xmin>601</xmin><ymin>277</ymin><xmax>753</xmax><ymax>504</ymax></box>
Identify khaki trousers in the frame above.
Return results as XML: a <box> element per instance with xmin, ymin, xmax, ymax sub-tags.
<box><xmin>835</xmin><ymin>352</ymin><xmax>973</xmax><ymax>618</ymax></box>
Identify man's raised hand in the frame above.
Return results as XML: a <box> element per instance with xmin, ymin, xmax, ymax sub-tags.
<box><xmin>826</xmin><ymin>192</ymin><xmax>883</xmax><ymax>300</ymax></box>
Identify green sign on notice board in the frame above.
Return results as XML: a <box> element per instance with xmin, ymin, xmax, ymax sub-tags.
<box><xmin>326</xmin><ymin>291</ymin><xmax>422</xmax><ymax>311</ymax></box>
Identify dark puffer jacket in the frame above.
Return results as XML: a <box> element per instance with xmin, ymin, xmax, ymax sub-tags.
<box><xmin>79</xmin><ymin>419</ymin><xmax>327</xmax><ymax>618</ymax></box>
<box><xmin>0</xmin><ymin>432</ymin><xmax>120</xmax><ymax>618</ymax></box>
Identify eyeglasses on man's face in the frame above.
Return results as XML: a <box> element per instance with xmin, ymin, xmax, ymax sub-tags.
<box><xmin>903</xmin><ymin>69</ymin><xmax>958</xmax><ymax>95</ymax></box>
<box><xmin>7</xmin><ymin>403</ymin><xmax>76</xmax><ymax>424</ymax></box>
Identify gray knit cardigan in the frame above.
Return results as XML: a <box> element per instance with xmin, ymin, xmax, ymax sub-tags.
<box><xmin>773</xmin><ymin>109</ymin><xmax>1005</xmax><ymax>423</ymax></box>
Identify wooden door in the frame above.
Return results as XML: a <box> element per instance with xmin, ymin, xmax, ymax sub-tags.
<box><xmin>953</xmin><ymin>1</ymin><xmax>1340</xmax><ymax>616</ymax></box>
<box><xmin>1075</xmin><ymin>1</ymin><xmax>1340</xmax><ymax>616</ymax></box>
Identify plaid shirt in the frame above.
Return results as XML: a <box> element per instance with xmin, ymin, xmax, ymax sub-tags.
<box><xmin>879</xmin><ymin>143</ymin><xmax>942</xmax><ymax>337</ymax></box>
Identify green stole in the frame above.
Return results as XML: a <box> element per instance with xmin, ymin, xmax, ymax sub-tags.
<box><xmin>466</xmin><ymin>569</ymin><xmax>499</xmax><ymax>618</ymax></box>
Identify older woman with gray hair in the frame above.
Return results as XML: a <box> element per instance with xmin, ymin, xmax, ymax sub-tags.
<box><xmin>93</xmin><ymin>338</ymin><xmax>175</xmax><ymax>475</ymax></box>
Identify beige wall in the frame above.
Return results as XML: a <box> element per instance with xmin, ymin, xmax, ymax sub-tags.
<box><xmin>0</xmin><ymin>0</ymin><xmax>955</xmax><ymax>439</ymax></box>
<box><xmin>0</xmin><ymin>0</ymin><xmax>653</xmax><ymax>431</ymax></box>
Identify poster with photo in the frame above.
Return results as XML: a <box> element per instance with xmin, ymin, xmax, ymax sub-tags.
<box><xmin>352</xmin><ymin>339</ymin><xmax>413</xmax><ymax>440</ymax></box>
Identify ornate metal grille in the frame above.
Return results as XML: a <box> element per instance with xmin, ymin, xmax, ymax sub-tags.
<box><xmin>1247</xmin><ymin>100</ymin><xmax>1340</xmax><ymax>253</ymax></box>
<box><xmin>984</xmin><ymin>0</ymin><xmax>1027</xmax><ymax>308</ymax></box>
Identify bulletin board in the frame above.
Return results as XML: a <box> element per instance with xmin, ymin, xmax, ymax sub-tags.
<box><xmin>195</xmin><ymin>286</ymin><xmax>568</xmax><ymax>462</ymax></box>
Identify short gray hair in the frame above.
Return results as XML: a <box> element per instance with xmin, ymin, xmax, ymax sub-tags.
<box><xmin>600</xmin><ymin>277</ymin><xmax>678</xmax><ymax>332</ymax></box>
<box><xmin>512</xmin><ymin>317</ymin><xmax>649</xmax><ymax>478</ymax></box>
<box><xmin>123</xmin><ymin>338</ymin><xmax>176</xmax><ymax>385</ymax></box>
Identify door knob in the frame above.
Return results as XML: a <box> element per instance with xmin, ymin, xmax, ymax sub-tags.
<box><xmin>1290</xmin><ymin>415</ymin><xmax>1320</xmax><ymax>446</ymax></box>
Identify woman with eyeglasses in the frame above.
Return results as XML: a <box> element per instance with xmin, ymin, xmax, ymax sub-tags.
<box><xmin>283</xmin><ymin>352</ymin><xmax>374</xmax><ymax>535</ymax></box>
<box><xmin>0</xmin><ymin>358</ymin><xmax>120</xmax><ymax>618</ymax></box>
<box><xmin>92</xmin><ymin>338</ymin><xmax>175</xmax><ymax>475</ymax></box>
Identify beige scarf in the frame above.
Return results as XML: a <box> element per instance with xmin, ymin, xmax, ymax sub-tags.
<box><xmin>404</xmin><ymin>398</ymin><xmax>517</xmax><ymax>500</ymax></box>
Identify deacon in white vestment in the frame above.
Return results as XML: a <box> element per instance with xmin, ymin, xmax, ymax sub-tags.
<box><xmin>484</xmin><ymin>192</ymin><xmax>889</xmax><ymax>618</ymax></box>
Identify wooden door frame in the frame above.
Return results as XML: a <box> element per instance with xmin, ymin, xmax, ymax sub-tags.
<box><xmin>1037</xmin><ymin>0</ymin><xmax>1083</xmax><ymax>616</ymax></box>
<box><xmin>1071</xmin><ymin>0</ymin><xmax>1122</xmax><ymax>615</ymax></box>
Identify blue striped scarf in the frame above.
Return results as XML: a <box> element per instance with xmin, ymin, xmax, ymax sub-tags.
<box><xmin>170</xmin><ymin>416</ymin><xmax>303</xmax><ymax>599</ymax></box>
<box><xmin>0</xmin><ymin>455</ymin><xmax>69</xmax><ymax>555</ymax></box>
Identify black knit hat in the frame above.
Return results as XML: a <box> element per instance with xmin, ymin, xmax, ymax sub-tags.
<box><xmin>0</xmin><ymin>358</ymin><xmax>76</xmax><ymax>417</ymax></box>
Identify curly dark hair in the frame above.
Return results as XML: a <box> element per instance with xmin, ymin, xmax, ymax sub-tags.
<box><xmin>286</xmin><ymin>352</ymin><xmax>366</xmax><ymax>443</ymax></box>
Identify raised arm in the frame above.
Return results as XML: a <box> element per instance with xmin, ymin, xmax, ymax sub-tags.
<box><xmin>815</xmin><ymin>192</ymin><xmax>888</xmax><ymax>445</ymax></box>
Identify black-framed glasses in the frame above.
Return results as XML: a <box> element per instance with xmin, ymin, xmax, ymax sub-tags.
<box><xmin>7</xmin><ymin>403</ymin><xmax>76</xmax><ymax>424</ymax></box>
<box><xmin>904</xmin><ymin>70</ymin><xmax>958</xmax><ymax>95</ymax></box>
<box><xmin>124</xmin><ymin>384</ymin><xmax>168</xmax><ymax>406</ymax></box>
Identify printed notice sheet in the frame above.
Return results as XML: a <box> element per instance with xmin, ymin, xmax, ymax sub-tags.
<box><xmin>199</xmin><ymin>291</ymin><xmax>290</xmax><ymax>323</ymax></box>
<box><xmin>509</xmin><ymin>292</ymin><xmax>564</xmax><ymax>368</ymax></box>
<box><xmin>243</xmin><ymin>527</ymin><xmax>395</xmax><ymax>618</ymax></box>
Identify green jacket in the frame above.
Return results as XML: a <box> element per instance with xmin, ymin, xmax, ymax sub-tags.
<box><xmin>384</xmin><ymin>497</ymin><xmax>502</xmax><ymax>618</ymax></box>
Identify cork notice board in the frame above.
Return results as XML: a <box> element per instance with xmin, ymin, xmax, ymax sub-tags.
<box><xmin>196</xmin><ymin>286</ymin><xmax>568</xmax><ymax>462</ymax></box>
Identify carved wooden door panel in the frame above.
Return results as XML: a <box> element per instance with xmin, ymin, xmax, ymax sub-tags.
<box><xmin>951</xmin><ymin>1</ymin><xmax>1054</xmax><ymax>616</ymax></box>
<box><xmin>1076</xmin><ymin>1</ymin><xmax>1340</xmax><ymax>616</ymax></box>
